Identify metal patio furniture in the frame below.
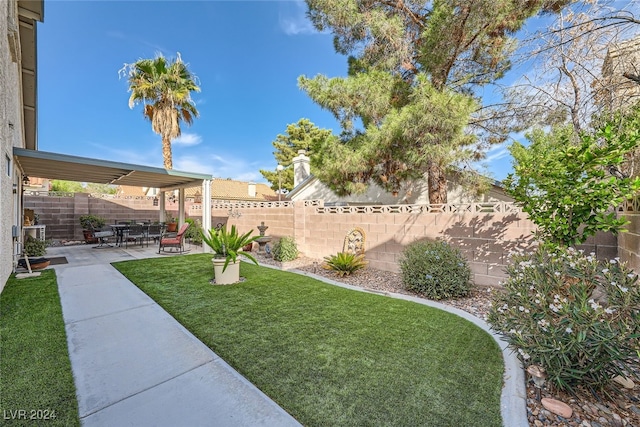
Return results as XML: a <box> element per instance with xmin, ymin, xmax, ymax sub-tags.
<box><xmin>125</xmin><ymin>223</ymin><xmax>147</xmax><ymax>248</ymax></box>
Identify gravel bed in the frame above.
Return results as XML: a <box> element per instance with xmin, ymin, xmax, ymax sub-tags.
<box><xmin>253</xmin><ymin>253</ymin><xmax>640</xmax><ymax>427</ymax></box>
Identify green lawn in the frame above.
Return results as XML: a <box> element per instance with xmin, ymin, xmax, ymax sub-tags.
<box><xmin>0</xmin><ymin>271</ymin><xmax>80</xmax><ymax>426</ymax></box>
<box><xmin>114</xmin><ymin>254</ymin><xmax>504</xmax><ymax>427</ymax></box>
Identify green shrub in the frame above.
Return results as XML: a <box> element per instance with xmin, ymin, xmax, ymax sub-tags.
<box><xmin>23</xmin><ymin>235</ymin><xmax>47</xmax><ymax>257</ymax></box>
<box><xmin>323</xmin><ymin>252</ymin><xmax>367</xmax><ymax>276</ymax></box>
<box><xmin>399</xmin><ymin>240</ymin><xmax>471</xmax><ymax>300</ymax></box>
<box><xmin>184</xmin><ymin>218</ymin><xmax>202</xmax><ymax>245</ymax></box>
<box><xmin>272</xmin><ymin>236</ymin><xmax>299</xmax><ymax>262</ymax></box>
<box><xmin>79</xmin><ymin>214</ymin><xmax>106</xmax><ymax>230</ymax></box>
<box><xmin>487</xmin><ymin>246</ymin><xmax>640</xmax><ymax>392</ymax></box>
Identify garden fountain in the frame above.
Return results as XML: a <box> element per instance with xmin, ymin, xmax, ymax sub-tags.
<box><xmin>255</xmin><ymin>221</ymin><xmax>272</xmax><ymax>254</ymax></box>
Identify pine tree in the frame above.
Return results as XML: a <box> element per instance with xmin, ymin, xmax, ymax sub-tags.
<box><xmin>300</xmin><ymin>0</ymin><xmax>572</xmax><ymax>203</ymax></box>
<box><xmin>259</xmin><ymin>119</ymin><xmax>334</xmax><ymax>191</ymax></box>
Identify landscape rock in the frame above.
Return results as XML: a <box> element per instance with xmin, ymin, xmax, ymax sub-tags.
<box><xmin>613</xmin><ymin>375</ymin><xmax>635</xmax><ymax>389</ymax></box>
<box><xmin>542</xmin><ymin>397</ymin><xmax>574</xmax><ymax>419</ymax></box>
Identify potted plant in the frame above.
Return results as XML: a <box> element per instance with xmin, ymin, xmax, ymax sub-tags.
<box><xmin>24</xmin><ymin>235</ymin><xmax>47</xmax><ymax>257</ymax></box>
<box><xmin>20</xmin><ymin>235</ymin><xmax>49</xmax><ymax>270</ymax></box>
<box><xmin>79</xmin><ymin>214</ymin><xmax>106</xmax><ymax>243</ymax></box>
<box><xmin>201</xmin><ymin>225</ymin><xmax>260</xmax><ymax>284</ymax></box>
<box><xmin>164</xmin><ymin>211</ymin><xmax>178</xmax><ymax>232</ymax></box>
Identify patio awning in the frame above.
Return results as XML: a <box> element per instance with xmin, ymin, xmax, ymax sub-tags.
<box><xmin>13</xmin><ymin>148</ymin><xmax>212</xmax><ymax>191</ymax></box>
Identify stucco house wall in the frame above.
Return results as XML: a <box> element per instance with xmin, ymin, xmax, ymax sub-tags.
<box><xmin>1</xmin><ymin>0</ymin><xmax>24</xmax><ymax>291</ymax></box>
<box><xmin>1</xmin><ymin>0</ymin><xmax>43</xmax><ymax>291</ymax></box>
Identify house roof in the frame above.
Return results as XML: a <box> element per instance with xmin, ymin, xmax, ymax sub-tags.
<box><xmin>287</xmin><ymin>169</ymin><xmax>506</xmax><ymax>202</ymax></box>
<box><xmin>116</xmin><ymin>185</ymin><xmax>149</xmax><ymax>197</ymax></box>
<box><xmin>14</xmin><ymin>148</ymin><xmax>212</xmax><ymax>191</ymax></box>
<box><xmin>116</xmin><ymin>178</ymin><xmax>277</xmax><ymax>201</ymax></box>
<box><xmin>190</xmin><ymin>178</ymin><xmax>275</xmax><ymax>201</ymax></box>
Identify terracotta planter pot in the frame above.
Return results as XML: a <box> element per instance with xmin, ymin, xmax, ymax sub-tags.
<box><xmin>83</xmin><ymin>230</ymin><xmax>98</xmax><ymax>244</ymax></box>
<box><xmin>212</xmin><ymin>258</ymin><xmax>240</xmax><ymax>285</ymax></box>
<box><xmin>166</xmin><ymin>222</ymin><xmax>178</xmax><ymax>232</ymax></box>
<box><xmin>30</xmin><ymin>259</ymin><xmax>50</xmax><ymax>270</ymax></box>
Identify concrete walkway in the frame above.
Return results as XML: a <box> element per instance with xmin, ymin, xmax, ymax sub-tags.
<box><xmin>47</xmin><ymin>244</ymin><xmax>300</xmax><ymax>427</ymax></box>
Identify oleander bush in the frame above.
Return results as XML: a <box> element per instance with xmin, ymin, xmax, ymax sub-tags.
<box><xmin>272</xmin><ymin>236</ymin><xmax>299</xmax><ymax>262</ymax></box>
<box><xmin>487</xmin><ymin>246</ymin><xmax>640</xmax><ymax>391</ymax></box>
<box><xmin>399</xmin><ymin>240</ymin><xmax>471</xmax><ymax>300</ymax></box>
<box><xmin>322</xmin><ymin>252</ymin><xmax>367</xmax><ymax>276</ymax></box>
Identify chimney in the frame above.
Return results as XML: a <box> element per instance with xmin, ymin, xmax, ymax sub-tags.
<box><xmin>248</xmin><ymin>182</ymin><xmax>256</xmax><ymax>198</ymax></box>
<box><xmin>292</xmin><ymin>150</ymin><xmax>310</xmax><ymax>188</ymax></box>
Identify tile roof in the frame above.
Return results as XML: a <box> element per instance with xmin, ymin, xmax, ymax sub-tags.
<box><xmin>118</xmin><ymin>179</ymin><xmax>276</xmax><ymax>201</ymax></box>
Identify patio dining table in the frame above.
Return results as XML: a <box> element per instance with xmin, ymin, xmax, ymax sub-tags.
<box><xmin>108</xmin><ymin>224</ymin><xmax>131</xmax><ymax>247</ymax></box>
<box><xmin>109</xmin><ymin>223</ymin><xmax>162</xmax><ymax>247</ymax></box>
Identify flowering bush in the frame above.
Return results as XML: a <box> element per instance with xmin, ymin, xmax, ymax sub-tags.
<box><xmin>488</xmin><ymin>246</ymin><xmax>640</xmax><ymax>391</ymax></box>
<box><xmin>399</xmin><ymin>240</ymin><xmax>471</xmax><ymax>300</ymax></box>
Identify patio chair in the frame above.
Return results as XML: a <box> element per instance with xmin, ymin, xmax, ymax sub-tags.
<box><xmin>158</xmin><ymin>223</ymin><xmax>190</xmax><ymax>254</ymax></box>
<box><xmin>90</xmin><ymin>224</ymin><xmax>115</xmax><ymax>248</ymax></box>
<box><xmin>146</xmin><ymin>224</ymin><xmax>163</xmax><ymax>246</ymax></box>
<box><xmin>124</xmin><ymin>223</ymin><xmax>147</xmax><ymax>248</ymax></box>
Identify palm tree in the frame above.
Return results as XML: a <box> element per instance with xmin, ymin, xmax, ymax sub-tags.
<box><xmin>123</xmin><ymin>53</ymin><xmax>200</xmax><ymax>169</ymax></box>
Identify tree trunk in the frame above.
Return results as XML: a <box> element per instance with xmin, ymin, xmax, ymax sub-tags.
<box><xmin>162</xmin><ymin>135</ymin><xmax>173</xmax><ymax>170</ymax></box>
<box><xmin>427</xmin><ymin>162</ymin><xmax>447</xmax><ymax>204</ymax></box>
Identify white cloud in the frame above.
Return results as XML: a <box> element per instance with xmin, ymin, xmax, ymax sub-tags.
<box><xmin>173</xmin><ymin>133</ymin><xmax>202</xmax><ymax>146</ymax></box>
<box><xmin>484</xmin><ymin>142</ymin><xmax>511</xmax><ymax>163</ymax></box>
<box><xmin>233</xmin><ymin>171</ymin><xmax>265</xmax><ymax>183</ymax></box>
<box><xmin>278</xmin><ymin>1</ymin><xmax>318</xmax><ymax>36</ymax></box>
<box><xmin>86</xmin><ymin>141</ymin><xmax>162</xmax><ymax>168</ymax></box>
<box><xmin>83</xmin><ymin>141</ymin><xmax>268</xmax><ymax>184</ymax></box>
<box><xmin>173</xmin><ymin>156</ymin><xmax>213</xmax><ymax>175</ymax></box>
<box><xmin>485</xmin><ymin>148</ymin><xmax>510</xmax><ymax>163</ymax></box>
<box><xmin>173</xmin><ymin>152</ymin><xmax>269</xmax><ymax>183</ymax></box>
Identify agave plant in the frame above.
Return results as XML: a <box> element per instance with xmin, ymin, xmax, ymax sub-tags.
<box><xmin>322</xmin><ymin>252</ymin><xmax>367</xmax><ymax>277</ymax></box>
<box><xmin>201</xmin><ymin>225</ymin><xmax>259</xmax><ymax>272</ymax></box>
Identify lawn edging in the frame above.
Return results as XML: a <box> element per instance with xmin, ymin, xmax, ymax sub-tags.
<box><xmin>258</xmin><ymin>263</ymin><xmax>528</xmax><ymax>427</ymax></box>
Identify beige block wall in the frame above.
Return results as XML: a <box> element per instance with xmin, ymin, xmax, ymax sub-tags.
<box><xmin>298</xmin><ymin>206</ymin><xmax>537</xmax><ymax>285</ymax></box>
<box><xmin>211</xmin><ymin>202</ymin><xmax>295</xmax><ymax>243</ymax></box>
<box><xmin>25</xmin><ymin>194</ymin><xmax>172</xmax><ymax>241</ymax></box>
<box><xmin>23</xmin><ymin>195</ymin><xmax>634</xmax><ymax>286</ymax></box>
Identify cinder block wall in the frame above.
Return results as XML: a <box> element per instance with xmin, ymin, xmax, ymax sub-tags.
<box><xmin>25</xmin><ymin>194</ymin><xmax>177</xmax><ymax>241</ymax></box>
<box><xmin>211</xmin><ymin>201</ymin><xmax>295</xmax><ymax>241</ymax></box>
<box><xmin>295</xmin><ymin>204</ymin><xmax>538</xmax><ymax>285</ymax></box>
<box><xmin>24</xmin><ymin>195</ymin><xmax>629</xmax><ymax>284</ymax></box>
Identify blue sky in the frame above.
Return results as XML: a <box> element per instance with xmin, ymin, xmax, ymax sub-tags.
<box><xmin>38</xmin><ymin>0</ymin><xmax>514</xmax><ymax>184</ymax></box>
